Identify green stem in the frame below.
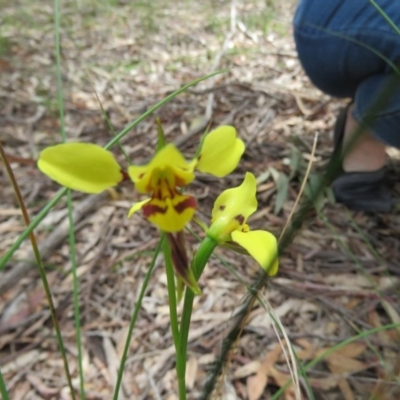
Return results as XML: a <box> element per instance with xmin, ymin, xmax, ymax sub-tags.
<box><xmin>192</xmin><ymin>237</ymin><xmax>219</xmax><ymax>280</ymax></box>
<box><xmin>162</xmin><ymin>234</ymin><xmax>186</xmax><ymax>399</ymax></box>
<box><xmin>67</xmin><ymin>190</ymin><xmax>85</xmax><ymax>398</ymax></box>
<box><xmin>113</xmin><ymin>238</ymin><xmax>163</xmax><ymax>400</ymax></box>
<box><xmin>178</xmin><ymin>237</ymin><xmax>218</xmax><ymax>395</ymax></box>
<box><xmin>54</xmin><ymin>0</ymin><xmax>85</xmax><ymax>395</ymax></box>
<box><xmin>0</xmin><ymin>189</ymin><xmax>66</xmax><ymax>271</ymax></box>
<box><xmin>0</xmin><ymin>367</ymin><xmax>10</xmax><ymax>400</ymax></box>
<box><xmin>369</xmin><ymin>0</ymin><xmax>400</xmax><ymax>35</ymax></box>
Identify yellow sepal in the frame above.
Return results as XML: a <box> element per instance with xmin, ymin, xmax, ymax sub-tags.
<box><xmin>231</xmin><ymin>230</ymin><xmax>279</xmax><ymax>275</ymax></box>
<box><xmin>195</xmin><ymin>126</ymin><xmax>245</xmax><ymax>177</ymax></box>
<box><xmin>38</xmin><ymin>143</ymin><xmax>123</xmax><ymax>193</ymax></box>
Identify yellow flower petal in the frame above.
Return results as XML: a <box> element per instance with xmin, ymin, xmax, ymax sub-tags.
<box><xmin>128</xmin><ymin>198</ymin><xmax>151</xmax><ymax>218</ymax></box>
<box><xmin>196</xmin><ymin>126</ymin><xmax>245</xmax><ymax>177</ymax></box>
<box><xmin>38</xmin><ymin>143</ymin><xmax>123</xmax><ymax>193</ymax></box>
<box><xmin>231</xmin><ymin>230</ymin><xmax>279</xmax><ymax>275</ymax></box>
<box><xmin>207</xmin><ymin>172</ymin><xmax>257</xmax><ymax>241</ymax></box>
<box><xmin>142</xmin><ymin>194</ymin><xmax>197</xmax><ymax>232</ymax></box>
<box><xmin>128</xmin><ymin>144</ymin><xmax>195</xmax><ymax>194</ymax></box>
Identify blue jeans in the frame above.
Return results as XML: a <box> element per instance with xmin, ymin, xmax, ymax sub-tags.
<box><xmin>293</xmin><ymin>0</ymin><xmax>400</xmax><ymax>148</ymax></box>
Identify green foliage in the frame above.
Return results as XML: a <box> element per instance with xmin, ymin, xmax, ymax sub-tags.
<box><xmin>269</xmin><ymin>166</ymin><xmax>289</xmax><ymax>215</ymax></box>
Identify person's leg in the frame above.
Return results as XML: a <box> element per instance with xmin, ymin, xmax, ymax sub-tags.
<box><xmin>293</xmin><ymin>0</ymin><xmax>400</xmax><ymax>95</ymax></box>
<box><xmin>342</xmin><ymin>104</ymin><xmax>386</xmax><ymax>173</ymax></box>
<box><xmin>293</xmin><ymin>0</ymin><xmax>400</xmax><ymax>210</ymax></box>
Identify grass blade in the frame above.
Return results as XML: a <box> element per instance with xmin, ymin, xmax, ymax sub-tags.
<box><xmin>54</xmin><ymin>0</ymin><xmax>85</xmax><ymax>396</ymax></box>
<box><xmin>270</xmin><ymin>323</ymin><xmax>400</xmax><ymax>400</ymax></box>
<box><xmin>0</xmin><ymin>367</ymin><xmax>10</xmax><ymax>400</ymax></box>
<box><xmin>0</xmin><ymin>142</ymin><xmax>76</xmax><ymax>400</ymax></box>
<box><xmin>370</xmin><ymin>0</ymin><xmax>400</xmax><ymax>35</ymax></box>
<box><xmin>113</xmin><ymin>237</ymin><xmax>163</xmax><ymax>400</ymax></box>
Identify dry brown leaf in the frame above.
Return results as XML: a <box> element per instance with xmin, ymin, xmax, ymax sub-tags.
<box><xmin>321</xmin><ymin>351</ymin><xmax>366</xmax><ymax>374</ymax></box>
<box><xmin>328</xmin><ymin>362</ymin><xmax>355</xmax><ymax>400</ymax></box>
<box><xmin>11</xmin><ymin>381</ymin><xmax>31</xmax><ymax>400</ymax></box>
<box><xmin>246</xmin><ymin>344</ymin><xmax>282</xmax><ymax>400</ymax></box>
<box><xmin>295</xmin><ymin>346</ymin><xmax>318</xmax><ymax>361</ymax></box>
<box><xmin>335</xmin><ymin>376</ymin><xmax>354</xmax><ymax>400</ymax></box>
<box><xmin>26</xmin><ymin>373</ymin><xmax>60</xmax><ymax>397</ymax></box>
<box><xmin>185</xmin><ymin>356</ymin><xmax>198</xmax><ymax>390</ymax></box>
<box><xmin>103</xmin><ymin>336</ymin><xmax>127</xmax><ymax>400</ymax></box>
<box><xmin>322</xmin><ymin>344</ymin><xmax>367</xmax><ymax>400</ymax></box>
<box><xmin>247</xmin><ymin>370</ymin><xmax>268</xmax><ymax>399</ymax></box>
<box><xmin>2</xmin><ymin>350</ymin><xmax>41</xmax><ymax>374</ymax></box>
<box><xmin>308</xmin><ymin>376</ymin><xmax>338</xmax><ymax>390</ymax></box>
<box><xmin>333</xmin><ymin>342</ymin><xmax>366</xmax><ymax>359</ymax></box>
<box><xmin>381</xmin><ymin>299</ymin><xmax>400</xmax><ymax>332</ymax></box>
<box><xmin>234</xmin><ymin>360</ymin><xmax>261</xmax><ymax>379</ymax></box>
<box><xmin>369</xmin><ymin>310</ymin><xmax>394</xmax><ymax>345</ymax></box>
<box><xmin>269</xmin><ymin>367</ymin><xmax>297</xmax><ymax>400</ymax></box>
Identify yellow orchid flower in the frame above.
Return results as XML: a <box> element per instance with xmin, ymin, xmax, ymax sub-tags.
<box><xmin>38</xmin><ymin>125</ymin><xmax>244</xmax><ymax>233</ymax></box>
<box><xmin>207</xmin><ymin>172</ymin><xmax>279</xmax><ymax>275</ymax></box>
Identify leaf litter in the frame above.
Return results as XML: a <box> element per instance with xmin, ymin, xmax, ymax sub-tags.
<box><xmin>1</xmin><ymin>0</ymin><xmax>400</xmax><ymax>399</ymax></box>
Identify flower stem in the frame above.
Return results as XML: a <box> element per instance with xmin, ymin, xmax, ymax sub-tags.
<box><xmin>162</xmin><ymin>233</ymin><xmax>186</xmax><ymax>399</ymax></box>
<box><xmin>0</xmin><ymin>366</ymin><xmax>9</xmax><ymax>400</ymax></box>
<box><xmin>178</xmin><ymin>237</ymin><xmax>218</xmax><ymax>393</ymax></box>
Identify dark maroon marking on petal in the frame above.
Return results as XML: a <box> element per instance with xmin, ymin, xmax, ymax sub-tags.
<box><xmin>234</xmin><ymin>214</ymin><xmax>245</xmax><ymax>225</ymax></box>
<box><xmin>219</xmin><ymin>205</ymin><xmax>225</xmax><ymax>211</ymax></box>
<box><xmin>153</xmin><ymin>188</ymin><xmax>162</xmax><ymax>200</ymax></box>
<box><xmin>174</xmin><ymin>196</ymin><xmax>197</xmax><ymax>214</ymax></box>
<box><xmin>138</xmin><ymin>172</ymin><xmax>145</xmax><ymax>179</ymax></box>
<box><xmin>142</xmin><ymin>203</ymin><xmax>167</xmax><ymax>217</ymax></box>
<box><xmin>197</xmin><ymin>154</ymin><xmax>202</xmax><ymax>161</ymax></box>
<box><xmin>175</xmin><ymin>176</ymin><xmax>185</xmax><ymax>187</ymax></box>
<box><xmin>166</xmin><ymin>233</ymin><xmax>189</xmax><ymax>279</ymax></box>
<box><xmin>120</xmin><ymin>169</ymin><xmax>130</xmax><ymax>183</ymax></box>
<box><xmin>168</xmin><ymin>186</ymin><xmax>175</xmax><ymax>199</ymax></box>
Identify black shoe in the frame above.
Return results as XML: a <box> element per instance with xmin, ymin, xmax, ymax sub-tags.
<box><xmin>331</xmin><ymin>105</ymin><xmax>392</xmax><ymax>212</ymax></box>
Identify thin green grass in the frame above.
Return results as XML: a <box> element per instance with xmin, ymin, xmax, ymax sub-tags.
<box><xmin>270</xmin><ymin>322</ymin><xmax>400</xmax><ymax>400</ymax></box>
<box><xmin>317</xmin><ymin>211</ymin><xmax>394</xmax><ymax>369</ymax></box>
<box><xmin>347</xmin><ymin>211</ymin><xmax>400</xmax><ymax>301</ymax></box>
<box><xmin>370</xmin><ymin>0</ymin><xmax>400</xmax><ymax>36</ymax></box>
<box><xmin>258</xmin><ymin>296</ymin><xmax>305</xmax><ymax>400</ymax></box>
<box><xmin>111</xmin><ymin>249</ymin><xmax>155</xmax><ymax>271</ymax></box>
<box><xmin>0</xmin><ymin>367</ymin><xmax>9</xmax><ymax>400</ymax></box>
<box><xmin>54</xmin><ymin>0</ymin><xmax>85</xmax><ymax>396</ymax></box>
<box><xmin>112</xmin><ymin>237</ymin><xmax>163</xmax><ymax>400</ymax></box>
<box><xmin>0</xmin><ymin>141</ymin><xmax>76</xmax><ymax>400</ymax></box>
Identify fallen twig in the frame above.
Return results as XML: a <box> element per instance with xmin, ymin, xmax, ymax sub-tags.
<box><xmin>0</xmin><ymin>192</ymin><xmax>109</xmax><ymax>296</ymax></box>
